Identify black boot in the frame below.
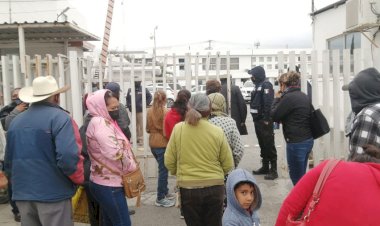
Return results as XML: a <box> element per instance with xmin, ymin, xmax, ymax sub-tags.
<box><xmin>264</xmin><ymin>161</ymin><xmax>278</xmax><ymax>180</ymax></box>
<box><xmin>253</xmin><ymin>160</ymin><xmax>269</xmax><ymax>175</ymax></box>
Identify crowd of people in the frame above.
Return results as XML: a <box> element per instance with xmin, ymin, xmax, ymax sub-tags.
<box><xmin>0</xmin><ymin>65</ymin><xmax>379</xmax><ymax>226</ymax></box>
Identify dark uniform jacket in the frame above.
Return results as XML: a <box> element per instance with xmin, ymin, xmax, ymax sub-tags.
<box><xmin>250</xmin><ymin>74</ymin><xmax>274</xmax><ymax>122</ymax></box>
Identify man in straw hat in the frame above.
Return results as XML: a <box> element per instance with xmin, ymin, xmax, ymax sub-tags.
<box><xmin>4</xmin><ymin>75</ymin><xmax>84</xmax><ymax>226</ymax></box>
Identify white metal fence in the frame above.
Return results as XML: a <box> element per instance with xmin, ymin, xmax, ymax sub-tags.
<box><xmin>0</xmin><ymin>49</ymin><xmax>373</xmax><ymax>177</ymax></box>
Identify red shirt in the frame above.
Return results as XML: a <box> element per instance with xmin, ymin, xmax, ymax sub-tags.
<box><xmin>164</xmin><ymin>109</ymin><xmax>182</xmax><ymax>139</ymax></box>
<box><xmin>276</xmin><ymin>160</ymin><xmax>380</xmax><ymax>226</ymax></box>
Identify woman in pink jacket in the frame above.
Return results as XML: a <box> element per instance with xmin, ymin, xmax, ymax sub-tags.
<box><xmin>86</xmin><ymin>89</ymin><xmax>136</xmax><ymax>226</ymax></box>
<box><xmin>275</xmin><ymin>145</ymin><xmax>380</xmax><ymax>226</ymax></box>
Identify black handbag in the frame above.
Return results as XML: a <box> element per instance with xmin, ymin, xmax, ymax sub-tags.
<box><xmin>310</xmin><ymin>106</ymin><xmax>330</xmax><ymax>139</ymax></box>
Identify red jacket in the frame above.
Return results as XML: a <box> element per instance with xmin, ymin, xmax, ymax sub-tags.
<box><xmin>276</xmin><ymin>160</ymin><xmax>380</xmax><ymax>226</ymax></box>
<box><xmin>164</xmin><ymin>109</ymin><xmax>182</xmax><ymax>139</ymax></box>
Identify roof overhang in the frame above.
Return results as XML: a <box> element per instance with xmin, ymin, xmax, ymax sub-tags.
<box><xmin>0</xmin><ymin>21</ymin><xmax>100</xmax><ymax>43</ymax></box>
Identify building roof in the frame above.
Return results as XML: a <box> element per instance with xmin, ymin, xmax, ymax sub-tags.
<box><xmin>310</xmin><ymin>0</ymin><xmax>347</xmax><ymax>16</ymax></box>
<box><xmin>0</xmin><ymin>21</ymin><xmax>100</xmax><ymax>42</ymax></box>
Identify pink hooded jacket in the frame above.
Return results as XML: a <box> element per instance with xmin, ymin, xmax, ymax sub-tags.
<box><xmin>86</xmin><ymin>89</ymin><xmax>136</xmax><ymax>187</ymax></box>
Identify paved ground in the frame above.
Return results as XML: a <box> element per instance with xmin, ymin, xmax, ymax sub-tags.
<box><xmin>0</xmin><ymin>111</ymin><xmax>294</xmax><ymax>226</ymax></box>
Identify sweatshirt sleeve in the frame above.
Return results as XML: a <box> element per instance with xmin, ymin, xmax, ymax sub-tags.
<box><xmin>271</xmin><ymin>96</ymin><xmax>292</xmax><ymax>123</ymax></box>
<box><xmin>164</xmin><ymin>124</ymin><xmax>178</xmax><ymax>175</ymax></box>
<box><xmin>55</xmin><ymin>117</ymin><xmax>84</xmax><ymax>185</ymax></box>
<box><xmin>219</xmin><ymin>132</ymin><xmax>234</xmax><ymax>174</ymax></box>
<box><xmin>275</xmin><ymin>161</ymin><xmax>327</xmax><ymax>226</ymax></box>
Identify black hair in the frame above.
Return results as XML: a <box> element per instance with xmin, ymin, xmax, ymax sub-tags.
<box><xmin>104</xmin><ymin>90</ymin><xmax>116</xmax><ymax>106</ymax></box>
<box><xmin>234</xmin><ymin>181</ymin><xmax>255</xmax><ymax>191</ymax></box>
<box><xmin>172</xmin><ymin>89</ymin><xmax>191</xmax><ymax>120</ymax></box>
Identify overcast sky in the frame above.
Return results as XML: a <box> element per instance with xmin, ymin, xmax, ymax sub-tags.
<box><xmin>71</xmin><ymin>0</ymin><xmax>337</xmax><ymax>51</ymax></box>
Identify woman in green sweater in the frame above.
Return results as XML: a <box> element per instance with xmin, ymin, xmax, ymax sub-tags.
<box><xmin>165</xmin><ymin>93</ymin><xmax>234</xmax><ymax>226</ymax></box>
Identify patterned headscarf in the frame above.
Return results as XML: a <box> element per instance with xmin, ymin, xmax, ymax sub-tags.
<box><xmin>208</xmin><ymin>93</ymin><xmax>227</xmax><ymax>117</ymax></box>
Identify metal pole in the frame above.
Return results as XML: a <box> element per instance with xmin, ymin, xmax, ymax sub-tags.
<box><xmin>8</xmin><ymin>0</ymin><xmax>12</xmax><ymax>23</ymax></box>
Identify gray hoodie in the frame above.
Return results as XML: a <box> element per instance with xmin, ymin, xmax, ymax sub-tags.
<box><xmin>222</xmin><ymin>168</ymin><xmax>262</xmax><ymax>226</ymax></box>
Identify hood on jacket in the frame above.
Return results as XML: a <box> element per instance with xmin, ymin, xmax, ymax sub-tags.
<box><xmin>248</xmin><ymin>66</ymin><xmax>266</xmax><ymax>84</ymax></box>
<box><xmin>86</xmin><ymin>89</ymin><xmax>112</xmax><ymax>120</ymax></box>
<box><xmin>348</xmin><ymin>68</ymin><xmax>380</xmax><ymax>114</ymax></box>
<box><xmin>226</xmin><ymin>168</ymin><xmax>262</xmax><ymax>214</ymax></box>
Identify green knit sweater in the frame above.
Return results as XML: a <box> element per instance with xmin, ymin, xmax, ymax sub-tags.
<box><xmin>164</xmin><ymin>118</ymin><xmax>234</xmax><ymax>188</ymax></box>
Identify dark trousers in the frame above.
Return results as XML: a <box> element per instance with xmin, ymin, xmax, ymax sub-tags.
<box><xmin>180</xmin><ymin>185</ymin><xmax>224</xmax><ymax>226</ymax></box>
<box><xmin>254</xmin><ymin>119</ymin><xmax>277</xmax><ymax>161</ymax></box>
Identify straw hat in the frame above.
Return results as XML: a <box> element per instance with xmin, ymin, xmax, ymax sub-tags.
<box><xmin>19</xmin><ymin>75</ymin><xmax>70</xmax><ymax>103</ymax></box>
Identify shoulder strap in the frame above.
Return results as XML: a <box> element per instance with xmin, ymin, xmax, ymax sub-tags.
<box><xmin>313</xmin><ymin>159</ymin><xmax>340</xmax><ymax>197</ymax></box>
<box><xmin>303</xmin><ymin>159</ymin><xmax>340</xmax><ymax>221</ymax></box>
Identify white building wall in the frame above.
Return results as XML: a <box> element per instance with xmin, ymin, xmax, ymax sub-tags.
<box><xmin>312</xmin><ymin>4</ymin><xmax>346</xmax><ymax>51</ymax></box>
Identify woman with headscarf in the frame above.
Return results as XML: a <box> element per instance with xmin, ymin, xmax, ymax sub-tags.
<box><xmin>208</xmin><ymin>92</ymin><xmax>244</xmax><ymax>167</ymax></box>
<box><xmin>146</xmin><ymin>90</ymin><xmax>175</xmax><ymax>208</ymax></box>
<box><xmin>165</xmin><ymin>93</ymin><xmax>234</xmax><ymax>226</ymax></box>
<box><xmin>86</xmin><ymin>89</ymin><xmax>136</xmax><ymax>226</ymax></box>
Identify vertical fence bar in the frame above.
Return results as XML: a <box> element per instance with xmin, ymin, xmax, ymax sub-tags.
<box><xmin>107</xmin><ymin>55</ymin><xmax>113</xmax><ymax>82</ymax></box>
<box><xmin>25</xmin><ymin>55</ymin><xmax>32</xmax><ymax>86</ymax></box>
<box><xmin>342</xmin><ymin>49</ymin><xmax>351</xmax><ymax>155</ymax></box>
<box><xmin>69</xmin><ymin>51</ymin><xmax>83</xmax><ymax>126</ymax></box>
<box><xmin>185</xmin><ymin>53</ymin><xmax>192</xmax><ymax>89</ymax></box>
<box><xmin>310</xmin><ymin>50</ymin><xmax>321</xmax><ymax>163</ymax></box>
<box><xmin>130</xmin><ymin>56</ymin><xmax>137</xmax><ymax>150</ymax></box>
<box><xmin>86</xmin><ymin>56</ymin><xmax>93</xmax><ymax>94</ymax></box>
<box><xmin>119</xmin><ymin>55</ymin><xmax>124</xmax><ymax>104</ymax></box>
<box><xmin>205</xmin><ymin>52</ymin><xmax>210</xmax><ymax>82</ymax></box>
<box><xmin>141</xmin><ymin>55</ymin><xmax>148</xmax><ymax>155</ymax></box>
<box><xmin>1</xmin><ymin>56</ymin><xmax>11</xmax><ymax>105</ymax></box>
<box><xmin>277</xmin><ymin>51</ymin><xmax>284</xmax><ymax>75</ymax></box>
<box><xmin>300</xmin><ymin>51</ymin><xmax>307</xmax><ymax>93</ymax></box>
<box><xmin>353</xmin><ymin>49</ymin><xmax>361</xmax><ymax>74</ymax></box>
<box><xmin>12</xmin><ymin>55</ymin><xmax>21</xmax><ymax>88</ymax></box>
<box><xmin>58</xmin><ymin>55</ymin><xmax>67</xmax><ymax>110</ymax></box>
<box><xmin>226</xmin><ymin>51</ymin><xmax>231</xmax><ymax>115</ymax></box>
<box><xmin>332</xmin><ymin>50</ymin><xmax>342</xmax><ymax>158</ymax></box>
<box><xmin>98</xmin><ymin>57</ymin><xmax>104</xmax><ymax>90</ymax></box>
<box><xmin>289</xmin><ymin>51</ymin><xmax>296</xmax><ymax>71</ymax></box>
<box><xmin>172</xmin><ymin>54</ymin><xmax>178</xmax><ymax>90</ymax></box>
<box><xmin>216</xmin><ymin>51</ymin><xmax>221</xmax><ymax>80</ymax></box>
<box><xmin>194</xmin><ymin>53</ymin><xmax>199</xmax><ymax>91</ymax></box>
<box><xmin>46</xmin><ymin>54</ymin><xmax>53</xmax><ymax>76</ymax></box>
<box><xmin>35</xmin><ymin>55</ymin><xmax>42</xmax><ymax>77</ymax></box>
<box><xmin>322</xmin><ymin>50</ymin><xmax>331</xmax><ymax>159</ymax></box>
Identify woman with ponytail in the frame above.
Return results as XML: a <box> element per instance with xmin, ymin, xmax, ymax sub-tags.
<box><xmin>165</xmin><ymin>93</ymin><xmax>234</xmax><ymax>226</ymax></box>
<box><xmin>146</xmin><ymin>90</ymin><xmax>175</xmax><ymax>207</ymax></box>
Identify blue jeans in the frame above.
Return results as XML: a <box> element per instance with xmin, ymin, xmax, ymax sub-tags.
<box><xmin>286</xmin><ymin>138</ymin><xmax>314</xmax><ymax>185</ymax></box>
<box><xmin>151</xmin><ymin>148</ymin><xmax>169</xmax><ymax>200</ymax></box>
<box><xmin>89</xmin><ymin>182</ymin><xmax>131</xmax><ymax>226</ymax></box>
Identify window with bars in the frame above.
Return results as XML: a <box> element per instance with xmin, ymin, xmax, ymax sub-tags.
<box><xmin>201</xmin><ymin>57</ymin><xmax>239</xmax><ymax>70</ymax></box>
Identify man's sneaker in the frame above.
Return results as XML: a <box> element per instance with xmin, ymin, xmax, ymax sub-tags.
<box><xmin>165</xmin><ymin>193</ymin><xmax>176</xmax><ymax>200</ymax></box>
<box><xmin>155</xmin><ymin>197</ymin><xmax>175</xmax><ymax>207</ymax></box>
